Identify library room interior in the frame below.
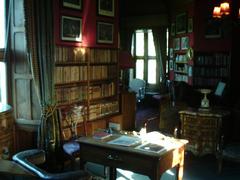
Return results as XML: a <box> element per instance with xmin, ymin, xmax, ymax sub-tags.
<box><xmin>1</xmin><ymin>0</ymin><xmax>240</xmax><ymax>179</ymax></box>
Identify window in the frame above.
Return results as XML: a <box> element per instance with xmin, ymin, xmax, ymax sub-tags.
<box><xmin>0</xmin><ymin>0</ymin><xmax>7</xmax><ymax>104</ymax></box>
<box><xmin>0</xmin><ymin>62</ymin><xmax>6</xmax><ymax>104</ymax></box>
<box><xmin>131</xmin><ymin>29</ymin><xmax>157</xmax><ymax>87</ymax></box>
<box><xmin>0</xmin><ymin>0</ymin><xmax>5</xmax><ymax>49</ymax></box>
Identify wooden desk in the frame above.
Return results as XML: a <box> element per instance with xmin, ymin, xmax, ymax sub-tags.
<box><xmin>78</xmin><ymin>134</ymin><xmax>187</xmax><ymax>180</ymax></box>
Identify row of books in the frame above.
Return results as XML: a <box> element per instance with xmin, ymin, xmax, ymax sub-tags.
<box><xmin>55</xmin><ymin>86</ymin><xmax>88</xmax><ymax>104</ymax></box>
<box><xmin>89</xmin><ymin>101</ymin><xmax>119</xmax><ymax>121</ymax></box>
<box><xmin>194</xmin><ymin>67</ymin><xmax>229</xmax><ymax>77</ymax></box>
<box><xmin>54</xmin><ymin>66</ymin><xmax>88</xmax><ymax>84</ymax></box>
<box><xmin>174</xmin><ymin>74</ymin><xmax>188</xmax><ymax>83</ymax></box>
<box><xmin>195</xmin><ymin>54</ymin><xmax>230</xmax><ymax>66</ymax></box>
<box><xmin>55</xmin><ymin>46</ymin><xmax>87</xmax><ymax>63</ymax></box>
<box><xmin>193</xmin><ymin>77</ymin><xmax>219</xmax><ymax>87</ymax></box>
<box><xmin>89</xmin><ymin>65</ymin><xmax>117</xmax><ymax>80</ymax></box>
<box><xmin>88</xmin><ymin>48</ymin><xmax>118</xmax><ymax>63</ymax></box>
<box><xmin>89</xmin><ymin>83</ymin><xmax>116</xmax><ymax>99</ymax></box>
<box><xmin>54</xmin><ymin>47</ymin><xmax>118</xmax><ymax>63</ymax></box>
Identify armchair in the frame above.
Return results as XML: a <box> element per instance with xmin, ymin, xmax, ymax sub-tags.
<box><xmin>12</xmin><ymin>149</ymin><xmax>90</xmax><ymax>179</ymax></box>
<box><xmin>129</xmin><ymin>78</ymin><xmax>146</xmax><ymax>102</ymax></box>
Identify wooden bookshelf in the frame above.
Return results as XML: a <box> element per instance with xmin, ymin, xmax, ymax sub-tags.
<box><xmin>193</xmin><ymin>52</ymin><xmax>230</xmax><ymax>88</ymax></box>
<box><xmin>54</xmin><ymin>47</ymin><xmax>120</xmax><ymax>136</ymax></box>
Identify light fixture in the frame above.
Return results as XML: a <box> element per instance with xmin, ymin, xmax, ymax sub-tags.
<box><xmin>212</xmin><ymin>1</ymin><xmax>240</xmax><ymax>19</ymax></box>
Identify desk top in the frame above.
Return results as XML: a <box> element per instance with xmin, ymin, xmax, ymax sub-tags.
<box><xmin>78</xmin><ymin>132</ymin><xmax>188</xmax><ymax>157</ymax></box>
<box><xmin>179</xmin><ymin>107</ymin><xmax>230</xmax><ymax>117</ymax></box>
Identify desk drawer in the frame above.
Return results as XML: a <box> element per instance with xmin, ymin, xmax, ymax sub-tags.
<box><xmin>80</xmin><ymin>144</ymin><xmax>157</xmax><ymax>175</ymax></box>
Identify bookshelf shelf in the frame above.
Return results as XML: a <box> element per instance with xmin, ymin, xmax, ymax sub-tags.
<box><xmin>193</xmin><ymin>52</ymin><xmax>230</xmax><ymax>88</ymax></box>
<box><xmin>54</xmin><ymin>47</ymin><xmax>120</xmax><ymax>136</ymax></box>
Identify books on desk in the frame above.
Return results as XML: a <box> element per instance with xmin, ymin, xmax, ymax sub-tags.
<box><xmin>93</xmin><ymin>131</ymin><xmax>112</xmax><ymax>140</ymax></box>
<box><xmin>135</xmin><ymin>143</ymin><xmax>165</xmax><ymax>153</ymax></box>
<box><xmin>107</xmin><ymin>135</ymin><xmax>141</xmax><ymax>146</ymax></box>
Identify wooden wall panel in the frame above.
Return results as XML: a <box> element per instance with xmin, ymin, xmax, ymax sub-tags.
<box><xmin>13</xmin><ymin>32</ymin><xmax>28</xmax><ymax>74</ymax></box>
<box><xmin>11</xmin><ymin>0</ymin><xmax>39</xmax><ymax>151</ymax></box>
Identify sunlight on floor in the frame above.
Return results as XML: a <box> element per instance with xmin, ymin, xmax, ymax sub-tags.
<box><xmin>117</xmin><ymin>168</ymin><xmax>175</xmax><ymax>180</ymax></box>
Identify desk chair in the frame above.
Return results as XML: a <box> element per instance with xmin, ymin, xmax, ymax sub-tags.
<box><xmin>129</xmin><ymin>78</ymin><xmax>146</xmax><ymax>102</ymax></box>
<box><xmin>60</xmin><ymin>106</ymin><xmax>87</xmax><ymax>170</ymax></box>
<box><xmin>12</xmin><ymin>149</ymin><xmax>90</xmax><ymax>179</ymax></box>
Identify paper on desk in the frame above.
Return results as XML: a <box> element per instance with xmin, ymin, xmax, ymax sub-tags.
<box><xmin>107</xmin><ymin>135</ymin><xmax>141</xmax><ymax>146</ymax></box>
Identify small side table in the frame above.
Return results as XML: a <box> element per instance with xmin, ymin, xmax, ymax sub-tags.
<box><xmin>179</xmin><ymin>108</ymin><xmax>230</xmax><ymax>156</ymax></box>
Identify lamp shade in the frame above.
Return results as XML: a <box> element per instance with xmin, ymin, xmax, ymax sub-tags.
<box><xmin>119</xmin><ymin>51</ymin><xmax>135</xmax><ymax>69</ymax></box>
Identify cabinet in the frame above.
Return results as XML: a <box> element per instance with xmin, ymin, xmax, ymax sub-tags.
<box><xmin>179</xmin><ymin>109</ymin><xmax>229</xmax><ymax>156</ymax></box>
<box><xmin>0</xmin><ymin>104</ymin><xmax>13</xmax><ymax>159</ymax></box>
<box><xmin>54</xmin><ymin>47</ymin><xmax>120</xmax><ymax>136</ymax></box>
<box><xmin>193</xmin><ymin>52</ymin><xmax>230</xmax><ymax>88</ymax></box>
<box><xmin>120</xmin><ymin>91</ymin><xmax>136</xmax><ymax>130</ymax></box>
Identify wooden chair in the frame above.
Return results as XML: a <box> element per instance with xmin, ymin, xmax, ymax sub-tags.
<box><xmin>60</xmin><ymin>106</ymin><xmax>87</xmax><ymax>170</ymax></box>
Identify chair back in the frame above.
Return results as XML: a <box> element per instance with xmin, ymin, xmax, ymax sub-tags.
<box><xmin>129</xmin><ymin>78</ymin><xmax>146</xmax><ymax>102</ymax></box>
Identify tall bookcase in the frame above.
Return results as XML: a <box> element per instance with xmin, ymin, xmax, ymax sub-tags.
<box><xmin>54</xmin><ymin>47</ymin><xmax>120</xmax><ymax>137</ymax></box>
<box><xmin>193</xmin><ymin>52</ymin><xmax>230</xmax><ymax>88</ymax></box>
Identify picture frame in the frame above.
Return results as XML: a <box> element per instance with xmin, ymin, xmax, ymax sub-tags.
<box><xmin>173</xmin><ymin>38</ymin><xmax>180</xmax><ymax>50</ymax></box>
<box><xmin>62</xmin><ymin>0</ymin><xmax>82</xmax><ymax>10</ymax></box>
<box><xmin>181</xmin><ymin>36</ymin><xmax>189</xmax><ymax>50</ymax></box>
<box><xmin>97</xmin><ymin>21</ymin><xmax>114</xmax><ymax>44</ymax></box>
<box><xmin>188</xmin><ymin>18</ymin><xmax>193</xmax><ymax>33</ymax></box>
<box><xmin>205</xmin><ymin>19</ymin><xmax>221</xmax><ymax>38</ymax></box>
<box><xmin>171</xmin><ymin>23</ymin><xmax>175</xmax><ymax>36</ymax></box>
<box><xmin>98</xmin><ymin>0</ymin><xmax>115</xmax><ymax>17</ymax></box>
<box><xmin>176</xmin><ymin>13</ymin><xmax>187</xmax><ymax>34</ymax></box>
<box><xmin>61</xmin><ymin>16</ymin><xmax>82</xmax><ymax>42</ymax></box>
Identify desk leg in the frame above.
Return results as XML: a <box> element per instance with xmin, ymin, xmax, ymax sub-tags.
<box><xmin>175</xmin><ymin>149</ymin><xmax>185</xmax><ymax>180</ymax></box>
<box><xmin>109</xmin><ymin>167</ymin><xmax>117</xmax><ymax>180</ymax></box>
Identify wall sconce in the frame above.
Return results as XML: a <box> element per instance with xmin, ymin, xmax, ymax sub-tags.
<box><xmin>212</xmin><ymin>1</ymin><xmax>240</xmax><ymax>19</ymax></box>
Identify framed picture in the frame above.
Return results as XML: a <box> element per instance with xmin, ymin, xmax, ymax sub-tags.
<box><xmin>176</xmin><ymin>13</ymin><xmax>187</xmax><ymax>34</ymax></box>
<box><xmin>173</xmin><ymin>38</ymin><xmax>180</xmax><ymax>50</ymax></box>
<box><xmin>98</xmin><ymin>0</ymin><xmax>115</xmax><ymax>17</ymax></box>
<box><xmin>188</xmin><ymin>18</ymin><xmax>193</xmax><ymax>33</ymax></box>
<box><xmin>62</xmin><ymin>0</ymin><xmax>82</xmax><ymax>10</ymax></box>
<box><xmin>97</xmin><ymin>22</ymin><xmax>114</xmax><ymax>44</ymax></box>
<box><xmin>61</xmin><ymin>16</ymin><xmax>82</xmax><ymax>42</ymax></box>
<box><xmin>181</xmin><ymin>36</ymin><xmax>189</xmax><ymax>50</ymax></box>
<box><xmin>171</xmin><ymin>23</ymin><xmax>175</xmax><ymax>36</ymax></box>
<box><xmin>205</xmin><ymin>19</ymin><xmax>221</xmax><ymax>38</ymax></box>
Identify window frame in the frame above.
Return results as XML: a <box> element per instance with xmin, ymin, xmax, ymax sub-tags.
<box><xmin>0</xmin><ymin>0</ymin><xmax>8</xmax><ymax>104</ymax></box>
<box><xmin>132</xmin><ymin>29</ymin><xmax>158</xmax><ymax>89</ymax></box>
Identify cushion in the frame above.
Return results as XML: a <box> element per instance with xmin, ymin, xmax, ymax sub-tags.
<box><xmin>63</xmin><ymin>141</ymin><xmax>80</xmax><ymax>156</ymax></box>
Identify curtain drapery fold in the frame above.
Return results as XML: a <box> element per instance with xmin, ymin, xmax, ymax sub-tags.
<box><xmin>24</xmin><ymin>0</ymin><xmax>60</xmax><ymax>155</ymax></box>
<box><xmin>152</xmin><ymin>27</ymin><xmax>167</xmax><ymax>84</ymax></box>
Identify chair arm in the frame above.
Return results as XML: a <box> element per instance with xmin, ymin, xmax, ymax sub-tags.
<box><xmin>13</xmin><ymin>149</ymin><xmax>90</xmax><ymax>180</ymax></box>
